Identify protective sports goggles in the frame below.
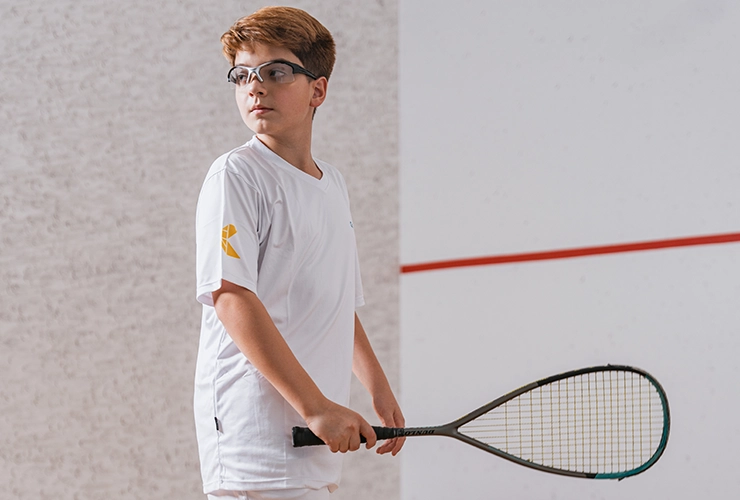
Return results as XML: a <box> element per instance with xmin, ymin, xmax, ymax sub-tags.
<box><xmin>227</xmin><ymin>60</ymin><xmax>318</xmax><ymax>86</ymax></box>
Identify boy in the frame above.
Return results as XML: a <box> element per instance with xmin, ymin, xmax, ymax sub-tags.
<box><xmin>194</xmin><ymin>7</ymin><xmax>404</xmax><ymax>499</ymax></box>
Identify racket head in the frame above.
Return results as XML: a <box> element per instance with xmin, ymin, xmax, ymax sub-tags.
<box><xmin>452</xmin><ymin>365</ymin><xmax>670</xmax><ymax>479</ymax></box>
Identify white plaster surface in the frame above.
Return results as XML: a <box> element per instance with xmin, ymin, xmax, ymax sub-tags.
<box><xmin>0</xmin><ymin>1</ymin><xmax>399</xmax><ymax>498</ymax></box>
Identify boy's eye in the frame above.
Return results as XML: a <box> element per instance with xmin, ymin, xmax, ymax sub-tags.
<box><xmin>229</xmin><ymin>69</ymin><xmax>252</xmax><ymax>85</ymax></box>
<box><xmin>262</xmin><ymin>63</ymin><xmax>294</xmax><ymax>83</ymax></box>
<box><xmin>268</xmin><ymin>69</ymin><xmax>288</xmax><ymax>81</ymax></box>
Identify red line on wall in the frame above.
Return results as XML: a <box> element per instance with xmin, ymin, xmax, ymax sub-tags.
<box><xmin>400</xmin><ymin>232</ymin><xmax>740</xmax><ymax>274</ymax></box>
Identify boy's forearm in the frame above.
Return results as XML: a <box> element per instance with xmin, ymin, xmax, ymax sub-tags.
<box><xmin>213</xmin><ymin>282</ymin><xmax>379</xmax><ymax>453</ymax></box>
<box><xmin>353</xmin><ymin>314</ymin><xmax>406</xmax><ymax>455</ymax></box>
<box><xmin>213</xmin><ymin>282</ymin><xmax>327</xmax><ymax>420</ymax></box>
<box><xmin>352</xmin><ymin>314</ymin><xmax>393</xmax><ymax>397</ymax></box>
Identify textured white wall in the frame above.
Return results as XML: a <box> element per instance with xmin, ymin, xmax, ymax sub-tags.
<box><xmin>400</xmin><ymin>1</ymin><xmax>740</xmax><ymax>499</ymax></box>
<box><xmin>0</xmin><ymin>1</ymin><xmax>399</xmax><ymax>498</ymax></box>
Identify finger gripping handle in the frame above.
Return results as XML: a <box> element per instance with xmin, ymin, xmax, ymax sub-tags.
<box><xmin>292</xmin><ymin>426</ymin><xmax>403</xmax><ymax>447</ymax></box>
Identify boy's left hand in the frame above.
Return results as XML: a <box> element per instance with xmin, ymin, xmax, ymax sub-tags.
<box><xmin>372</xmin><ymin>392</ymin><xmax>405</xmax><ymax>456</ymax></box>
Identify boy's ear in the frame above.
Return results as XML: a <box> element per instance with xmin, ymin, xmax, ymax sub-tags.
<box><xmin>310</xmin><ymin>77</ymin><xmax>328</xmax><ymax>108</ymax></box>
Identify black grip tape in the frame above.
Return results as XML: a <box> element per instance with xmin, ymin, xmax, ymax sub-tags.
<box><xmin>292</xmin><ymin>426</ymin><xmax>403</xmax><ymax>447</ymax></box>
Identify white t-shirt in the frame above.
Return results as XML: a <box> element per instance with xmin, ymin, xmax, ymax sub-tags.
<box><xmin>193</xmin><ymin>137</ymin><xmax>364</xmax><ymax>494</ymax></box>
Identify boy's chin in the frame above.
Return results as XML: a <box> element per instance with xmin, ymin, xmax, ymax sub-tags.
<box><xmin>243</xmin><ymin>122</ymin><xmax>268</xmax><ymax>135</ymax></box>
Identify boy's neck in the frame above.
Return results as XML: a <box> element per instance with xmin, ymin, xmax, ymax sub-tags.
<box><xmin>256</xmin><ymin>132</ymin><xmax>322</xmax><ymax>180</ymax></box>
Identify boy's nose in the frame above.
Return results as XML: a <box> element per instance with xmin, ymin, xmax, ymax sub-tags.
<box><xmin>246</xmin><ymin>75</ymin><xmax>266</xmax><ymax>95</ymax></box>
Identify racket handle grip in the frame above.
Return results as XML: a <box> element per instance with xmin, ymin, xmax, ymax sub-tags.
<box><xmin>292</xmin><ymin>426</ymin><xmax>403</xmax><ymax>447</ymax></box>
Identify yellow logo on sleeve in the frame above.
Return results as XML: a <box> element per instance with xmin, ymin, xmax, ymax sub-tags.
<box><xmin>221</xmin><ymin>224</ymin><xmax>241</xmax><ymax>259</ymax></box>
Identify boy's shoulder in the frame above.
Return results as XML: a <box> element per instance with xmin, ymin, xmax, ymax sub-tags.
<box><xmin>204</xmin><ymin>138</ymin><xmax>262</xmax><ymax>181</ymax></box>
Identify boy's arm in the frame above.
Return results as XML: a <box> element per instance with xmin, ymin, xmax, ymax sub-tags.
<box><xmin>212</xmin><ymin>280</ymin><xmax>378</xmax><ymax>453</ymax></box>
<box><xmin>352</xmin><ymin>313</ymin><xmax>406</xmax><ymax>456</ymax></box>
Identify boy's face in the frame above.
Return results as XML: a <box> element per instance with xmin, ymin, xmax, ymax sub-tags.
<box><xmin>232</xmin><ymin>43</ymin><xmax>326</xmax><ymax>140</ymax></box>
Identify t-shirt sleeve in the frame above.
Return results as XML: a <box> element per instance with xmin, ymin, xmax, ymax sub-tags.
<box><xmin>195</xmin><ymin>166</ymin><xmax>262</xmax><ymax>306</ymax></box>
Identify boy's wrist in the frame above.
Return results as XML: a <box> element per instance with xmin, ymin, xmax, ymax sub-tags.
<box><xmin>295</xmin><ymin>392</ymin><xmax>332</xmax><ymax>422</ymax></box>
<box><xmin>365</xmin><ymin>371</ymin><xmax>393</xmax><ymax>399</ymax></box>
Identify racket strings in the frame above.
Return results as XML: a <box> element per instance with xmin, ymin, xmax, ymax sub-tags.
<box><xmin>458</xmin><ymin>370</ymin><xmax>665</xmax><ymax>475</ymax></box>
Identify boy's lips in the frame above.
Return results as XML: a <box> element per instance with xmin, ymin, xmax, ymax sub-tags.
<box><xmin>251</xmin><ymin>105</ymin><xmax>273</xmax><ymax>114</ymax></box>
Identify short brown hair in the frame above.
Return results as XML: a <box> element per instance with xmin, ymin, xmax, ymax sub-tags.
<box><xmin>221</xmin><ymin>7</ymin><xmax>336</xmax><ymax>80</ymax></box>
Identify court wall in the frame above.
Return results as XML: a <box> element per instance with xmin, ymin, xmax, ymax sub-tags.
<box><xmin>0</xmin><ymin>1</ymin><xmax>399</xmax><ymax>498</ymax></box>
<box><xmin>400</xmin><ymin>1</ymin><xmax>740</xmax><ymax>498</ymax></box>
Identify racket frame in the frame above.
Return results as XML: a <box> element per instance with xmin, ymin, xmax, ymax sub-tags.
<box><xmin>292</xmin><ymin>364</ymin><xmax>670</xmax><ymax>480</ymax></box>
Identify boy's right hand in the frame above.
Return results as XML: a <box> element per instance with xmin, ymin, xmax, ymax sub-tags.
<box><xmin>304</xmin><ymin>399</ymin><xmax>377</xmax><ymax>453</ymax></box>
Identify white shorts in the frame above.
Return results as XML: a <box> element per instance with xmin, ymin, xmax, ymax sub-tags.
<box><xmin>207</xmin><ymin>488</ymin><xmax>330</xmax><ymax>500</ymax></box>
